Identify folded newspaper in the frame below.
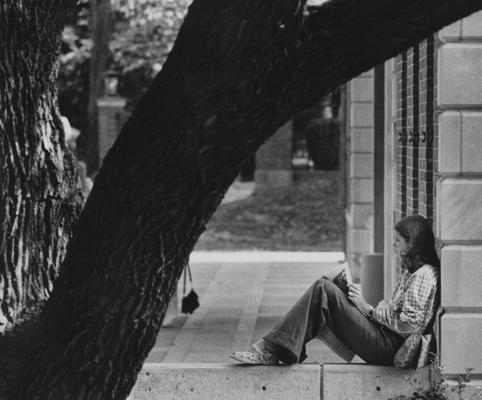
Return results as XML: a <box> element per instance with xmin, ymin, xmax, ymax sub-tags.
<box><xmin>321</xmin><ymin>262</ymin><xmax>352</xmax><ymax>294</ymax></box>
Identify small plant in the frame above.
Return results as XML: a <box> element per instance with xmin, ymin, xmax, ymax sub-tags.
<box><xmin>389</xmin><ymin>359</ymin><xmax>482</xmax><ymax>400</ymax></box>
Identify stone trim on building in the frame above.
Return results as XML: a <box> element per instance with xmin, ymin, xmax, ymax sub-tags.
<box><xmin>345</xmin><ymin>70</ymin><xmax>375</xmax><ymax>280</ymax></box>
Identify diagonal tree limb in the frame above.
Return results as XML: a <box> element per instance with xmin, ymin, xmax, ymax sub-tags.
<box><xmin>283</xmin><ymin>0</ymin><xmax>482</xmax><ymax>112</ymax></box>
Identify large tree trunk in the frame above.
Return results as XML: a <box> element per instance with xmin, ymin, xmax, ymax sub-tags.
<box><xmin>0</xmin><ymin>2</ymin><xmax>80</xmax><ymax>330</ymax></box>
<box><xmin>3</xmin><ymin>0</ymin><xmax>482</xmax><ymax>399</ymax></box>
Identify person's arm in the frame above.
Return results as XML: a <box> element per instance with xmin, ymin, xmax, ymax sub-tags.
<box><xmin>378</xmin><ymin>267</ymin><xmax>437</xmax><ymax>336</ymax></box>
<box><xmin>373</xmin><ymin>299</ymin><xmax>393</xmax><ymax>325</ymax></box>
<box><xmin>368</xmin><ymin>302</ymin><xmax>417</xmax><ymax>336</ymax></box>
<box><xmin>384</xmin><ymin>315</ymin><xmax>417</xmax><ymax>337</ymax></box>
<box><xmin>347</xmin><ymin>284</ymin><xmax>373</xmax><ymax>316</ymax></box>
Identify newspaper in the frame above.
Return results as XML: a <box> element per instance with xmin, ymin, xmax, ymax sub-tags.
<box><xmin>321</xmin><ymin>262</ymin><xmax>352</xmax><ymax>294</ymax></box>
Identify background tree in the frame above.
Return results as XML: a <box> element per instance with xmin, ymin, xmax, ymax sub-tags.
<box><xmin>58</xmin><ymin>0</ymin><xmax>190</xmax><ymax>166</ymax></box>
<box><xmin>111</xmin><ymin>0</ymin><xmax>190</xmax><ymax>109</ymax></box>
<box><xmin>1</xmin><ymin>0</ymin><xmax>482</xmax><ymax>399</ymax></box>
<box><xmin>0</xmin><ymin>0</ymin><xmax>81</xmax><ymax>332</ymax></box>
<box><xmin>57</xmin><ymin>0</ymin><xmax>91</xmax><ymax>159</ymax></box>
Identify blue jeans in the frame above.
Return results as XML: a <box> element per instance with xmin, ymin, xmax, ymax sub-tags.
<box><xmin>262</xmin><ymin>278</ymin><xmax>404</xmax><ymax>365</ymax></box>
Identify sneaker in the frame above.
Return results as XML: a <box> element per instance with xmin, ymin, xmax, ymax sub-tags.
<box><xmin>230</xmin><ymin>350</ymin><xmax>280</xmax><ymax>365</ymax></box>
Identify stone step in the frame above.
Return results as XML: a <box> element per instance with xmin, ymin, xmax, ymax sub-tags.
<box><xmin>129</xmin><ymin>363</ymin><xmax>432</xmax><ymax>400</ymax></box>
<box><xmin>321</xmin><ymin>364</ymin><xmax>431</xmax><ymax>400</ymax></box>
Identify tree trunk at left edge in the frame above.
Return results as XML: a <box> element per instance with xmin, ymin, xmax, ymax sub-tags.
<box><xmin>0</xmin><ymin>1</ymin><xmax>80</xmax><ymax>331</ymax></box>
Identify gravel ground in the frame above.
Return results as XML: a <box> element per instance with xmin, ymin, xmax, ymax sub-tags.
<box><xmin>195</xmin><ymin>175</ymin><xmax>344</xmax><ymax>251</ymax></box>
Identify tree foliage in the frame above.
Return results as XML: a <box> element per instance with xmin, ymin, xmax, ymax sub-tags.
<box><xmin>58</xmin><ymin>0</ymin><xmax>191</xmax><ymax>139</ymax></box>
<box><xmin>112</xmin><ymin>0</ymin><xmax>191</xmax><ymax>105</ymax></box>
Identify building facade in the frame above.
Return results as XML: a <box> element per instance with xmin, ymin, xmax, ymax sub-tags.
<box><xmin>346</xmin><ymin>12</ymin><xmax>482</xmax><ymax>375</ymax></box>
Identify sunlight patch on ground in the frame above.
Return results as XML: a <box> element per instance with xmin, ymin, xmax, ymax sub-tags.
<box><xmin>190</xmin><ymin>251</ymin><xmax>345</xmax><ymax>263</ymax></box>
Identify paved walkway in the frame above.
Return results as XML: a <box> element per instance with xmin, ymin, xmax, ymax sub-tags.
<box><xmin>146</xmin><ymin>251</ymin><xmax>360</xmax><ymax>365</ymax></box>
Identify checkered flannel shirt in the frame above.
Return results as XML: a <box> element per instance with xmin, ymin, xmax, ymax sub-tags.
<box><xmin>390</xmin><ymin>264</ymin><xmax>439</xmax><ymax>333</ymax></box>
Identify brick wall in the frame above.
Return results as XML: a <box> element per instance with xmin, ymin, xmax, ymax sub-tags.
<box><xmin>418</xmin><ymin>38</ymin><xmax>436</xmax><ymax>224</ymax></box>
<box><xmin>390</xmin><ymin>14</ymin><xmax>482</xmax><ymax>375</ymax></box>
<box><xmin>394</xmin><ymin>38</ymin><xmax>437</xmax><ymax>227</ymax></box>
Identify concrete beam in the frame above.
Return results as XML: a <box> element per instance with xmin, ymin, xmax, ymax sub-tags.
<box><xmin>129</xmin><ymin>363</ymin><xmax>321</xmax><ymax>400</ymax></box>
<box><xmin>322</xmin><ymin>364</ymin><xmax>432</xmax><ymax>400</ymax></box>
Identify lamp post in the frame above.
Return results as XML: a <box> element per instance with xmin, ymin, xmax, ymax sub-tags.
<box><xmin>103</xmin><ymin>70</ymin><xmax>119</xmax><ymax>97</ymax></box>
<box><xmin>97</xmin><ymin>70</ymin><xmax>126</xmax><ymax>167</ymax></box>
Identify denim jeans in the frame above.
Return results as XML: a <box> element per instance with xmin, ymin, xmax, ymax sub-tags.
<box><xmin>261</xmin><ymin>278</ymin><xmax>404</xmax><ymax>365</ymax></box>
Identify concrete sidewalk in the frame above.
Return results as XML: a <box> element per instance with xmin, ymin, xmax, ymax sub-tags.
<box><xmin>146</xmin><ymin>251</ymin><xmax>354</xmax><ymax>365</ymax></box>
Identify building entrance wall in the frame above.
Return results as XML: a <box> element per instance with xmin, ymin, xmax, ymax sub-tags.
<box><xmin>436</xmin><ymin>13</ymin><xmax>482</xmax><ymax>375</ymax></box>
<box><xmin>346</xmin><ymin>11</ymin><xmax>482</xmax><ymax>375</ymax></box>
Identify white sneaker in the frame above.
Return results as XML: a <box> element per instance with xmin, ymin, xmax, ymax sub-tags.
<box><xmin>230</xmin><ymin>350</ymin><xmax>280</xmax><ymax>365</ymax></box>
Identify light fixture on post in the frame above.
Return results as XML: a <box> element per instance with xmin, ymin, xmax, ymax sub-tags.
<box><xmin>104</xmin><ymin>70</ymin><xmax>119</xmax><ymax>97</ymax></box>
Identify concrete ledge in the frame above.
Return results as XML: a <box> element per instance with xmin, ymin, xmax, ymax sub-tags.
<box><xmin>322</xmin><ymin>364</ymin><xmax>432</xmax><ymax>400</ymax></box>
<box><xmin>129</xmin><ymin>363</ymin><xmax>321</xmax><ymax>400</ymax></box>
<box><xmin>129</xmin><ymin>363</ymin><xmax>433</xmax><ymax>400</ymax></box>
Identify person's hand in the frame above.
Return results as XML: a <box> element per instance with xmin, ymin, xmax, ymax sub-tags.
<box><xmin>347</xmin><ymin>284</ymin><xmax>371</xmax><ymax>315</ymax></box>
<box><xmin>374</xmin><ymin>300</ymin><xmax>393</xmax><ymax>326</ymax></box>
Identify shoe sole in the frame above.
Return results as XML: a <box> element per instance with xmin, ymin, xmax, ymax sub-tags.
<box><xmin>229</xmin><ymin>352</ymin><xmax>278</xmax><ymax>365</ymax></box>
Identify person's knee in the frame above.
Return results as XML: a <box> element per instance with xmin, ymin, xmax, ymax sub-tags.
<box><xmin>315</xmin><ymin>278</ymin><xmax>339</xmax><ymax>297</ymax></box>
<box><xmin>315</xmin><ymin>277</ymin><xmax>336</xmax><ymax>292</ymax></box>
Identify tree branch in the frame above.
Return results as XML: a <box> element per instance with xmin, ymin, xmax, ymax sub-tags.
<box><xmin>284</xmin><ymin>0</ymin><xmax>482</xmax><ymax>110</ymax></box>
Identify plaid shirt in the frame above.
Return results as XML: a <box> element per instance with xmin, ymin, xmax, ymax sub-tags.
<box><xmin>390</xmin><ymin>264</ymin><xmax>439</xmax><ymax>333</ymax></box>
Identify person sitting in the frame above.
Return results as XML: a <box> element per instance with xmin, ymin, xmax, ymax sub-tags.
<box><xmin>230</xmin><ymin>215</ymin><xmax>439</xmax><ymax>366</ymax></box>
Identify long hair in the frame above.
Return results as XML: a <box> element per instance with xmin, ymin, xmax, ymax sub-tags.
<box><xmin>394</xmin><ymin>215</ymin><xmax>440</xmax><ymax>272</ymax></box>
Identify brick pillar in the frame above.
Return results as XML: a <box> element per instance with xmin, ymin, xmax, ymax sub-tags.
<box><xmin>437</xmin><ymin>13</ymin><xmax>482</xmax><ymax>375</ymax></box>
<box><xmin>418</xmin><ymin>37</ymin><xmax>436</xmax><ymax>224</ymax></box>
<box><xmin>406</xmin><ymin>46</ymin><xmax>420</xmax><ymax>215</ymax></box>
<box><xmin>97</xmin><ymin>96</ymin><xmax>127</xmax><ymax>168</ymax></box>
<box><xmin>345</xmin><ymin>71</ymin><xmax>375</xmax><ymax>280</ymax></box>
<box><xmin>255</xmin><ymin>121</ymin><xmax>293</xmax><ymax>189</ymax></box>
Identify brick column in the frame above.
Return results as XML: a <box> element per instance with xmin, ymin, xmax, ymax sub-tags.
<box><xmin>345</xmin><ymin>71</ymin><xmax>375</xmax><ymax>280</ymax></box>
<box><xmin>97</xmin><ymin>96</ymin><xmax>127</xmax><ymax>168</ymax></box>
<box><xmin>437</xmin><ymin>13</ymin><xmax>482</xmax><ymax>375</ymax></box>
<box><xmin>418</xmin><ymin>37</ymin><xmax>436</xmax><ymax>224</ymax></box>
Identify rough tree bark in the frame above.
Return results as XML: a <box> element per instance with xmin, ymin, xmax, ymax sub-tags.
<box><xmin>0</xmin><ymin>1</ymin><xmax>80</xmax><ymax>330</ymax></box>
<box><xmin>2</xmin><ymin>0</ymin><xmax>482</xmax><ymax>399</ymax></box>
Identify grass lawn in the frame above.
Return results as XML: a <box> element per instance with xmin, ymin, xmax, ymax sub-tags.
<box><xmin>195</xmin><ymin>175</ymin><xmax>344</xmax><ymax>251</ymax></box>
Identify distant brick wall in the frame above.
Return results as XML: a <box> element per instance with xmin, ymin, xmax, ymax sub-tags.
<box><xmin>97</xmin><ymin>97</ymin><xmax>127</xmax><ymax>170</ymax></box>
<box><xmin>255</xmin><ymin>121</ymin><xmax>293</xmax><ymax>188</ymax></box>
